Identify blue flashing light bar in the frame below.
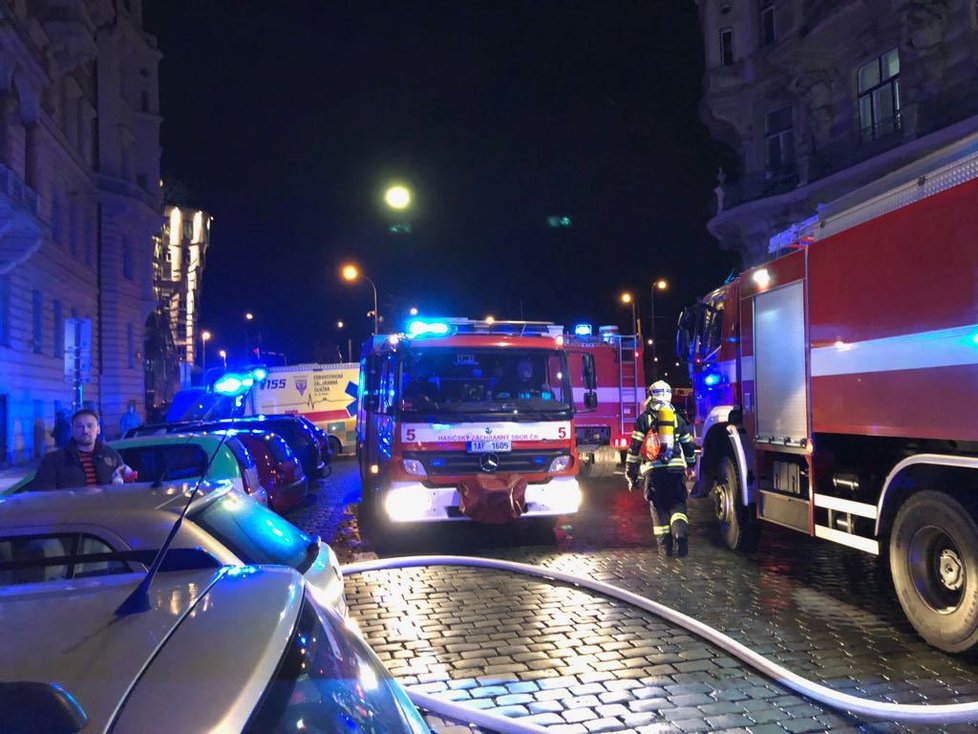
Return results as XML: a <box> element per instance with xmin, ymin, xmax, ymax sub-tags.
<box><xmin>703</xmin><ymin>373</ymin><xmax>720</xmax><ymax>387</ymax></box>
<box><xmin>407</xmin><ymin>319</ymin><xmax>452</xmax><ymax>337</ymax></box>
<box><xmin>214</xmin><ymin>375</ymin><xmax>244</xmax><ymax>395</ymax></box>
<box><xmin>574</xmin><ymin>323</ymin><xmax>593</xmax><ymax>336</ymax></box>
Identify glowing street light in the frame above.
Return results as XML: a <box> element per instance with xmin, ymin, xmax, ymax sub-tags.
<box><xmin>341</xmin><ymin>263</ymin><xmax>379</xmax><ymax>334</ymax></box>
<box><xmin>650</xmin><ymin>279</ymin><xmax>669</xmax><ymax>379</ymax></box>
<box><xmin>485</xmin><ymin>315</ymin><xmax>495</xmax><ymax>324</ymax></box>
<box><xmin>337</xmin><ymin>320</ymin><xmax>344</xmax><ymax>329</ymax></box>
<box><xmin>620</xmin><ymin>292</ymin><xmax>637</xmax><ymax>337</ymax></box>
<box><xmin>409</xmin><ymin>307</ymin><xmax>418</xmax><ymax>317</ymax></box>
<box><xmin>200</xmin><ymin>329</ymin><xmax>212</xmax><ymax>374</ymax></box>
<box><xmin>244</xmin><ymin>312</ymin><xmax>254</xmax><ymax>321</ymax></box>
<box><xmin>384</xmin><ymin>184</ymin><xmax>412</xmax><ymax>211</ymax></box>
<box><xmin>219</xmin><ymin>349</ymin><xmax>227</xmax><ymax>369</ymax></box>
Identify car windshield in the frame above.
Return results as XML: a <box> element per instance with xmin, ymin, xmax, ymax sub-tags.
<box><xmin>400</xmin><ymin>348</ymin><xmax>572</xmax><ymax>417</ymax></box>
<box><xmin>189</xmin><ymin>492</ymin><xmax>315</xmax><ymax>571</ymax></box>
<box><xmin>245</xmin><ymin>597</ymin><xmax>427</xmax><ymax>734</ymax></box>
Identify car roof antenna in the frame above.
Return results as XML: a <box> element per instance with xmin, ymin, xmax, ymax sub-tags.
<box><xmin>115</xmin><ymin>431</ymin><xmax>232</xmax><ymax>616</ymax></box>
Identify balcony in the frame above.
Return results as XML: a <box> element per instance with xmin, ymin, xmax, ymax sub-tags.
<box><xmin>0</xmin><ymin>164</ymin><xmax>38</xmax><ymax>216</ymax></box>
<box><xmin>0</xmin><ymin>163</ymin><xmax>42</xmax><ymax>274</ymax></box>
<box><xmin>720</xmin><ymin>166</ymin><xmax>799</xmax><ymax>210</ymax></box>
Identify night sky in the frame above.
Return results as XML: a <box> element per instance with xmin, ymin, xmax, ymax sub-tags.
<box><xmin>144</xmin><ymin>2</ymin><xmax>738</xmax><ymax>368</ymax></box>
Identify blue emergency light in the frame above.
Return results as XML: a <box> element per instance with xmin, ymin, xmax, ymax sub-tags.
<box><xmin>704</xmin><ymin>373</ymin><xmax>720</xmax><ymax>387</ymax></box>
<box><xmin>214</xmin><ymin>375</ymin><xmax>244</xmax><ymax>395</ymax></box>
<box><xmin>252</xmin><ymin>367</ymin><xmax>268</xmax><ymax>381</ymax></box>
<box><xmin>574</xmin><ymin>323</ymin><xmax>593</xmax><ymax>336</ymax></box>
<box><xmin>407</xmin><ymin>319</ymin><xmax>451</xmax><ymax>337</ymax></box>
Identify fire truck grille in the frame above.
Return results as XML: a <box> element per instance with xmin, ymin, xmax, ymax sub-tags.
<box><xmin>575</xmin><ymin>425</ymin><xmax>611</xmax><ymax>446</ymax></box>
<box><xmin>403</xmin><ymin>450</ymin><xmax>566</xmax><ymax>475</ymax></box>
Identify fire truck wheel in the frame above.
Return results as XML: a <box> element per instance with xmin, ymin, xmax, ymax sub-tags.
<box><xmin>711</xmin><ymin>455</ymin><xmax>759</xmax><ymax>552</ymax></box>
<box><xmin>890</xmin><ymin>491</ymin><xmax>978</xmax><ymax>653</ymax></box>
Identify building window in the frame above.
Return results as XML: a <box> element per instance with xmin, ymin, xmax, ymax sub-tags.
<box><xmin>127</xmin><ymin>323</ymin><xmax>134</xmax><ymax>369</ymax></box>
<box><xmin>0</xmin><ymin>275</ymin><xmax>9</xmax><ymax>347</ymax></box>
<box><xmin>760</xmin><ymin>0</ymin><xmax>776</xmax><ymax>46</ymax></box>
<box><xmin>51</xmin><ymin>190</ymin><xmax>63</xmax><ymax>245</ymax></box>
<box><xmin>32</xmin><ymin>289</ymin><xmax>42</xmax><ymax>354</ymax></box>
<box><xmin>53</xmin><ymin>300</ymin><xmax>63</xmax><ymax>358</ymax></box>
<box><xmin>719</xmin><ymin>28</ymin><xmax>734</xmax><ymax>66</ymax></box>
<box><xmin>857</xmin><ymin>49</ymin><xmax>901</xmax><ymax>141</ymax></box>
<box><xmin>68</xmin><ymin>198</ymin><xmax>78</xmax><ymax>256</ymax></box>
<box><xmin>765</xmin><ymin>106</ymin><xmax>795</xmax><ymax>170</ymax></box>
<box><xmin>123</xmin><ymin>236</ymin><xmax>133</xmax><ymax>280</ymax></box>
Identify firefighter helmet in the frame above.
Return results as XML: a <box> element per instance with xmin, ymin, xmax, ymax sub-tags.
<box><xmin>648</xmin><ymin>380</ymin><xmax>672</xmax><ymax>405</ymax></box>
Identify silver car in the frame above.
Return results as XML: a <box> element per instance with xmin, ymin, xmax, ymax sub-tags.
<box><xmin>0</xmin><ymin>565</ymin><xmax>428</xmax><ymax>732</ymax></box>
<box><xmin>0</xmin><ymin>480</ymin><xmax>346</xmax><ymax>616</ymax></box>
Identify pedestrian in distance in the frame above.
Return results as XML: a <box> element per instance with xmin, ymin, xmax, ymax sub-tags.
<box><xmin>119</xmin><ymin>400</ymin><xmax>143</xmax><ymax>437</ymax></box>
<box><xmin>51</xmin><ymin>409</ymin><xmax>72</xmax><ymax>449</ymax></box>
<box><xmin>625</xmin><ymin>380</ymin><xmax>696</xmax><ymax>557</ymax></box>
<box><xmin>34</xmin><ymin>409</ymin><xmax>128</xmax><ymax>490</ymax></box>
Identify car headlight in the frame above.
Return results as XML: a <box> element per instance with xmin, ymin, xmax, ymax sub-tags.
<box><xmin>548</xmin><ymin>455</ymin><xmax>573</xmax><ymax>473</ymax></box>
<box><xmin>402</xmin><ymin>459</ymin><xmax>427</xmax><ymax>477</ymax></box>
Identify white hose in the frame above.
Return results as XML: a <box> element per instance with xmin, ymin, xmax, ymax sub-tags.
<box><xmin>343</xmin><ymin>554</ymin><xmax>978</xmax><ymax>727</ymax></box>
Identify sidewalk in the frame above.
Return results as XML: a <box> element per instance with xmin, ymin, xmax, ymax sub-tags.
<box><xmin>0</xmin><ymin>461</ymin><xmax>38</xmax><ymax>493</ymax></box>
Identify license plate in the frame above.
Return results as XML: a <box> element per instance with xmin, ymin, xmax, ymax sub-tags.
<box><xmin>467</xmin><ymin>440</ymin><xmax>512</xmax><ymax>453</ymax></box>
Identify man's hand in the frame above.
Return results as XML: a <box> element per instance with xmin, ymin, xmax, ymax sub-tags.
<box><xmin>685</xmin><ymin>467</ymin><xmax>696</xmax><ymax>482</ymax></box>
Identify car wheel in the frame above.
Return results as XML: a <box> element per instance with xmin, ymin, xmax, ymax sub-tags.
<box><xmin>890</xmin><ymin>491</ymin><xmax>978</xmax><ymax>653</ymax></box>
<box><xmin>328</xmin><ymin>435</ymin><xmax>342</xmax><ymax>457</ymax></box>
<box><xmin>710</xmin><ymin>455</ymin><xmax>759</xmax><ymax>552</ymax></box>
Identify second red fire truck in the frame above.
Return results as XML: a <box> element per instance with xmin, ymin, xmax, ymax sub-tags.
<box><xmin>680</xmin><ymin>134</ymin><xmax>978</xmax><ymax>653</ymax></box>
<box><xmin>356</xmin><ymin>319</ymin><xmax>583</xmax><ymax>534</ymax></box>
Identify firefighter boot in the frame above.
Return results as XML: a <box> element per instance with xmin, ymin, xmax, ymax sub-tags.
<box><xmin>657</xmin><ymin>532</ymin><xmax>673</xmax><ymax>557</ymax></box>
<box><xmin>671</xmin><ymin>511</ymin><xmax>690</xmax><ymax>557</ymax></box>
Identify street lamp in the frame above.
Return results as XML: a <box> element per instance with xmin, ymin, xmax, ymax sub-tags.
<box><xmin>649</xmin><ymin>279</ymin><xmax>669</xmax><ymax>380</ymax></box>
<box><xmin>244</xmin><ymin>312</ymin><xmax>254</xmax><ymax>321</ymax></box>
<box><xmin>341</xmin><ymin>263</ymin><xmax>379</xmax><ymax>334</ymax></box>
<box><xmin>219</xmin><ymin>349</ymin><xmax>227</xmax><ymax>369</ymax></box>
<box><xmin>200</xmin><ymin>329</ymin><xmax>212</xmax><ymax>374</ymax></box>
<box><xmin>409</xmin><ymin>307</ymin><xmax>418</xmax><ymax>317</ymax></box>
<box><xmin>620</xmin><ymin>292</ymin><xmax>637</xmax><ymax>337</ymax></box>
<box><xmin>384</xmin><ymin>184</ymin><xmax>412</xmax><ymax>211</ymax></box>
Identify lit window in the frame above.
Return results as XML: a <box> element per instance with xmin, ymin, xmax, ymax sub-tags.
<box><xmin>857</xmin><ymin>50</ymin><xmax>901</xmax><ymax>141</ymax></box>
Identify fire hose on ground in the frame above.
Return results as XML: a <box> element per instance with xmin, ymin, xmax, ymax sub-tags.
<box><xmin>342</xmin><ymin>555</ymin><xmax>978</xmax><ymax>732</ymax></box>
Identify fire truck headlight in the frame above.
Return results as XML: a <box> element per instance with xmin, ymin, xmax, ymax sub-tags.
<box><xmin>548</xmin><ymin>455</ymin><xmax>573</xmax><ymax>473</ymax></box>
<box><xmin>402</xmin><ymin>459</ymin><xmax>427</xmax><ymax>477</ymax></box>
<box><xmin>384</xmin><ymin>487</ymin><xmax>431</xmax><ymax>521</ymax></box>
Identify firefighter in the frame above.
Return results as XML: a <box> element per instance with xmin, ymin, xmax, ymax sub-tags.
<box><xmin>625</xmin><ymin>380</ymin><xmax>696</xmax><ymax>556</ymax></box>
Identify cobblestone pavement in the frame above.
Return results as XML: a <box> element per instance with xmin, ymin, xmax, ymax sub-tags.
<box><xmin>288</xmin><ymin>459</ymin><xmax>978</xmax><ymax>733</ymax></box>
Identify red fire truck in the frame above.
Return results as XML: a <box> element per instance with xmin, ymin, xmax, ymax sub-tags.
<box><xmin>679</xmin><ymin>135</ymin><xmax>978</xmax><ymax>652</ymax></box>
<box><xmin>356</xmin><ymin>318</ymin><xmax>582</xmax><ymax>534</ymax></box>
<box><xmin>563</xmin><ymin>325</ymin><xmax>644</xmax><ymax>476</ymax></box>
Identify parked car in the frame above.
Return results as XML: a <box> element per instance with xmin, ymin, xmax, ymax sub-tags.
<box><xmin>297</xmin><ymin>415</ymin><xmax>339</xmax><ymax>463</ymax></box>
<box><xmin>232</xmin><ymin>429</ymin><xmax>307</xmax><ymax>513</ymax></box>
<box><xmin>2</xmin><ymin>434</ymin><xmax>268</xmax><ymax>507</ymax></box>
<box><xmin>0</xmin><ymin>565</ymin><xmax>427</xmax><ymax>732</ymax></box>
<box><xmin>0</xmin><ymin>480</ymin><xmax>346</xmax><ymax>616</ymax></box>
<box><xmin>129</xmin><ymin>415</ymin><xmax>327</xmax><ymax>482</ymax></box>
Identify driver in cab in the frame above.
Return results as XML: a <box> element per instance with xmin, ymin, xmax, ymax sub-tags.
<box><xmin>494</xmin><ymin>358</ymin><xmax>552</xmax><ymax>400</ymax></box>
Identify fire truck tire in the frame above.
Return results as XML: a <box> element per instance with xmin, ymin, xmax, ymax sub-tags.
<box><xmin>711</xmin><ymin>455</ymin><xmax>759</xmax><ymax>552</ymax></box>
<box><xmin>890</xmin><ymin>491</ymin><xmax>978</xmax><ymax>654</ymax></box>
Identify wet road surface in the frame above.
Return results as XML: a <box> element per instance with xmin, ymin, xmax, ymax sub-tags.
<box><xmin>287</xmin><ymin>459</ymin><xmax>978</xmax><ymax>733</ymax></box>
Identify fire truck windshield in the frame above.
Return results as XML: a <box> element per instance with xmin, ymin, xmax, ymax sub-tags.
<box><xmin>400</xmin><ymin>348</ymin><xmax>572</xmax><ymax>418</ymax></box>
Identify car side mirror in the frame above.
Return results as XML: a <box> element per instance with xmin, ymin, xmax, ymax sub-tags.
<box><xmin>583</xmin><ymin>391</ymin><xmax>598</xmax><ymax>410</ymax></box>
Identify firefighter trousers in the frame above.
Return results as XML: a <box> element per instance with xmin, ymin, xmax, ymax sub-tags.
<box><xmin>643</xmin><ymin>471</ymin><xmax>689</xmax><ymax>556</ymax></box>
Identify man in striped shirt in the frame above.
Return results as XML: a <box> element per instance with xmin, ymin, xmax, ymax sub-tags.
<box><xmin>34</xmin><ymin>410</ymin><xmax>126</xmax><ymax>490</ymax></box>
